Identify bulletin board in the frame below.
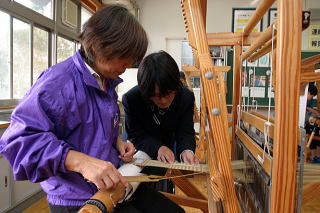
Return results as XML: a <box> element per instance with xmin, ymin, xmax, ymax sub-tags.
<box><xmin>226</xmin><ymin>51</ymin><xmax>320</xmax><ymax>106</ymax></box>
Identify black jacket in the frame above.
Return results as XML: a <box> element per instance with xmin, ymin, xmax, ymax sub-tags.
<box><xmin>122</xmin><ymin>85</ymin><xmax>196</xmax><ymax>159</ymax></box>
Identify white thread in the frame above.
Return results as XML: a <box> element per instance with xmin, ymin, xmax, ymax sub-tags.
<box><xmin>251</xmin><ymin>66</ymin><xmax>257</xmax><ymax>111</ymax></box>
<box><xmin>262</xmin><ymin>121</ymin><xmax>272</xmax><ymax>161</ymax></box>
<box><xmin>262</xmin><ymin>25</ymin><xmax>276</xmax><ymax>162</ymax></box>
<box><xmin>247</xmin><ymin>67</ymin><xmax>252</xmax><ymax>112</ymax></box>
<box><xmin>237</xmin><ymin>104</ymin><xmax>241</xmax><ymax>131</ymax></box>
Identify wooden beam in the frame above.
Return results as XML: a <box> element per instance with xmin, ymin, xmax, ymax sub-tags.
<box><xmin>248</xmin><ymin>38</ymin><xmax>276</xmax><ymax>62</ymax></box>
<box><xmin>0</xmin><ymin>122</ymin><xmax>10</xmax><ymax>129</ymax></box>
<box><xmin>241</xmin><ymin>111</ymin><xmax>275</xmax><ymax>139</ymax></box>
<box><xmin>249</xmin><ymin>110</ymin><xmax>275</xmax><ymax>123</ymax></box>
<box><xmin>207</xmin><ymin>32</ymin><xmax>261</xmax><ymax>46</ymax></box>
<box><xmin>242</xmin><ymin>22</ymin><xmax>276</xmax><ymax>61</ymax></box>
<box><xmin>182</xmin><ymin>65</ymin><xmax>200</xmax><ymax>76</ymax></box>
<box><xmin>206</xmin><ymin>176</ymin><xmax>218</xmax><ymax>212</ymax></box>
<box><xmin>80</xmin><ymin>0</ymin><xmax>103</xmax><ymax>12</ymax></box>
<box><xmin>301</xmin><ymin>54</ymin><xmax>320</xmax><ymax>70</ymax></box>
<box><xmin>161</xmin><ymin>192</ymin><xmax>208</xmax><ymax>213</ymax></box>
<box><xmin>181</xmin><ymin>0</ymin><xmax>197</xmax><ymax>49</ymax></box>
<box><xmin>187</xmin><ymin>0</ymin><xmax>240</xmax><ymax>211</ymax></box>
<box><xmin>270</xmin><ymin>0</ymin><xmax>302</xmax><ymax>212</ymax></box>
<box><xmin>302</xmin><ymin>183</ymin><xmax>320</xmax><ymax>205</ymax></box>
<box><xmin>243</xmin><ymin>0</ymin><xmax>276</xmax><ymax>35</ymax></box>
<box><xmin>182</xmin><ymin>65</ymin><xmax>230</xmax><ymax>77</ymax></box>
<box><xmin>301</xmin><ymin>72</ymin><xmax>320</xmax><ymax>83</ymax></box>
<box><xmin>247</xmin><ymin>18</ymin><xmax>310</xmax><ymax>63</ymax></box>
<box><xmin>0</xmin><ymin>105</ymin><xmax>16</xmax><ymax>109</ymax></box>
<box><xmin>200</xmin><ymin>0</ymin><xmax>207</xmax><ymax>27</ymax></box>
<box><xmin>236</xmin><ymin>127</ymin><xmax>272</xmax><ymax>176</ymax></box>
<box><xmin>197</xmin><ymin>85</ymin><xmax>207</xmax><ymax>163</ymax></box>
<box><xmin>231</xmin><ymin>45</ymin><xmax>242</xmax><ymax>159</ymax></box>
<box><xmin>167</xmin><ymin>169</ymin><xmax>207</xmax><ymax>200</ymax></box>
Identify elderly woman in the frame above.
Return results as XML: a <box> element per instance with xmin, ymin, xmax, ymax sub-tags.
<box><xmin>0</xmin><ymin>5</ymin><xmax>185</xmax><ymax>213</ymax></box>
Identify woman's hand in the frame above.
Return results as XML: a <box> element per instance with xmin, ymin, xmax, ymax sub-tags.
<box><xmin>65</xmin><ymin>150</ymin><xmax>128</xmax><ymax>191</ymax></box>
<box><xmin>157</xmin><ymin>146</ymin><xmax>175</xmax><ymax>164</ymax></box>
<box><xmin>181</xmin><ymin>150</ymin><xmax>199</xmax><ymax>165</ymax></box>
<box><xmin>116</xmin><ymin>138</ymin><xmax>135</xmax><ymax>163</ymax></box>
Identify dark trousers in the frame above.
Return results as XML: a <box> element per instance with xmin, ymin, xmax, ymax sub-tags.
<box><xmin>49</xmin><ymin>183</ymin><xmax>185</xmax><ymax>213</ymax></box>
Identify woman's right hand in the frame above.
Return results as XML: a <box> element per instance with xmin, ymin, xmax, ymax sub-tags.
<box><xmin>65</xmin><ymin>150</ymin><xmax>128</xmax><ymax>191</ymax></box>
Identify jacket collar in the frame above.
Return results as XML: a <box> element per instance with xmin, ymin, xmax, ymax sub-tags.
<box><xmin>72</xmin><ymin>50</ymin><xmax>123</xmax><ymax>91</ymax></box>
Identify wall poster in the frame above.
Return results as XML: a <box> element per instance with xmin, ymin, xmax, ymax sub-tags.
<box><xmin>232</xmin><ymin>8</ymin><xmax>263</xmax><ymax>33</ymax></box>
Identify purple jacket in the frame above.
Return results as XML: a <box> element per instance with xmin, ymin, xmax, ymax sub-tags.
<box><xmin>0</xmin><ymin>51</ymin><xmax>122</xmax><ymax>206</ymax></box>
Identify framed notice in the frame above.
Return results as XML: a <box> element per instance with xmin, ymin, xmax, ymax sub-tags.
<box><xmin>309</xmin><ymin>25</ymin><xmax>320</xmax><ymax>50</ymax></box>
<box><xmin>232</xmin><ymin>8</ymin><xmax>263</xmax><ymax>33</ymax></box>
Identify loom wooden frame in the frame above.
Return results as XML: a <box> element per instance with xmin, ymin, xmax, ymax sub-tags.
<box><xmin>180</xmin><ymin>0</ymin><xmax>320</xmax><ymax>212</ymax></box>
<box><xmin>79</xmin><ymin>0</ymin><xmax>320</xmax><ymax>212</ymax></box>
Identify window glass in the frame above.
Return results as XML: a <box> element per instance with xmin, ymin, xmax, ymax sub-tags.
<box><xmin>33</xmin><ymin>27</ymin><xmax>49</xmax><ymax>83</ymax></box>
<box><xmin>0</xmin><ymin>11</ymin><xmax>10</xmax><ymax>99</ymax></box>
<box><xmin>15</xmin><ymin>0</ymin><xmax>53</xmax><ymax>19</ymax></box>
<box><xmin>81</xmin><ymin>6</ymin><xmax>92</xmax><ymax>30</ymax></box>
<box><xmin>57</xmin><ymin>36</ymin><xmax>75</xmax><ymax>63</ymax></box>
<box><xmin>13</xmin><ymin>18</ymin><xmax>31</xmax><ymax>99</ymax></box>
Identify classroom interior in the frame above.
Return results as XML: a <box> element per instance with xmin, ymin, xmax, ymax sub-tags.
<box><xmin>1</xmin><ymin>0</ymin><xmax>320</xmax><ymax>212</ymax></box>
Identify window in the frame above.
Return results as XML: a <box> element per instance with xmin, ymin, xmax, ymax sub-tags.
<box><xmin>0</xmin><ymin>11</ymin><xmax>10</xmax><ymax>99</ymax></box>
<box><xmin>13</xmin><ymin>18</ymin><xmax>31</xmax><ymax>99</ymax></box>
<box><xmin>81</xmin><ymin>6</ymin><xmax>93</xmax><ymax>30</ymax></box>
<box><xmin>33</xmin><ymin>27</ymin><xmax>49</xmax><ymax>83</ymax></box>
<box><xmin>15</xmin><ymin>0</ymin><xmax>53</xmax><ymax>19</ymax></box>
<box><xmin>0</xmin><ymin>0</ymin><xmax>81</xmax><ymax>103</ymax></box>
<box><xmin>57</xmin><ymin>36</ymin><xmax>75</xmax><ymax>63</ymax></box>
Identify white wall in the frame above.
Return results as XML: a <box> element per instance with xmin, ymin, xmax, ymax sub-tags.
<box><xmin>118</xmin><ymin>68</ymin><xmax>138</xmax><ymax>101</ymax></box>
<box><xmin>137</xmin><ymin>0</ymin><xmax>185</xmax><ymax>54</ymax></box>
<box><xmin>137</xmin><ymin>0</ymin><xmax>320</xmax><ymax>53</ymax></box>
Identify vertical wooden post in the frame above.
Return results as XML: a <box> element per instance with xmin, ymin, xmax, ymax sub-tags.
<box><xmin>187</xmin><ymin>0</ymin><xmax>240</xmax><ymax>212</ymax></box>
<box><xmin>270</xmin><ymin>0</ymin><xmax>302</xmax><ymax>212</ymax></box>
<box><xmin>200</xmin><ymin>0</ymin><xmax>207</xmax><ymax>27</ymax></box>
<box><xmin>231</xmin><ymin>45</ymin><xmax>242</xmax><ymax>159</ymax></box>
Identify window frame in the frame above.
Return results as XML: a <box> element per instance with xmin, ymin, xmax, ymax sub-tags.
<box><xmin>0</xmin><ymin>0</ymin><xmax>81</xmax><ymax>105</ymax></box>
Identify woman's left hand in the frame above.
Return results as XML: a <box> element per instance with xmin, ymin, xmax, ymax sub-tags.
<box><xmin>116</xmin><ymin>138</ymin><xmax>135</xmax><ymax>163</ymax></box>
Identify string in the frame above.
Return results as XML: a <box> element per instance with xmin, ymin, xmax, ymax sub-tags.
<box><xmin>151</xmin><ymin>171</ymin><xmax>205</xmax><ymax>182</ymax></box>
<box><xmin>262</xmin><ymin>24</ymin><xmax>276</xmax><ymax>162</ymax></box>
<box><xmin>251</xmin><ymin>66</ymin><xmax>258</xmax><ymax>111</ymax></box>
<box><xmin>237</xmin><ymin>28</ymin><xmax>245</xmax><ymax>131</ymax></box>
<box><xmin>247</xmin><ymin>65</ymin><xmax>251</xmax><ymax>112</ymax></box>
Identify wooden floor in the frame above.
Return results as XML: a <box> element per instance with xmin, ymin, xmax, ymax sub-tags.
<box><xmin>22</xmin><ymin>176</ymin><xmax>320</xmax><ymax>213</ymax></box>
<box><xmin>22</xmin><ymin>197</ymin><xmax>49</xmax><ymax>213</ymax></box>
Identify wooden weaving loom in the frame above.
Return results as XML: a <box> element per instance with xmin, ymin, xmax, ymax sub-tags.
<box><xmin>180</xmin><ymin>0</ymin><xmax>320</xmax><ymax>212</ymax></box>
<box><xmin>79</xmin><ymin>0</ymin><xmax>320</xmax><ymax>212</ymax></box>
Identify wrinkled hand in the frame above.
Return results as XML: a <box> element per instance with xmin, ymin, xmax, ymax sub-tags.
<box><xmin>157</xmin><ymin>146</ymin><xmax>175</xmax><ymax>164</ymax></box>
<box><xmin>181</xmin><ymin>150</ymin><xmax>199</xmax><ymax>165</ymax></box>
<box><xmin>116</xmin><ymin>139</ymin><xmax>135</xmax><ymax>163</ymax></box>
<box><xmin>65</xmin><ymin>150</ymin><xmax>128</xmax><ymax>191</ymax></box>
